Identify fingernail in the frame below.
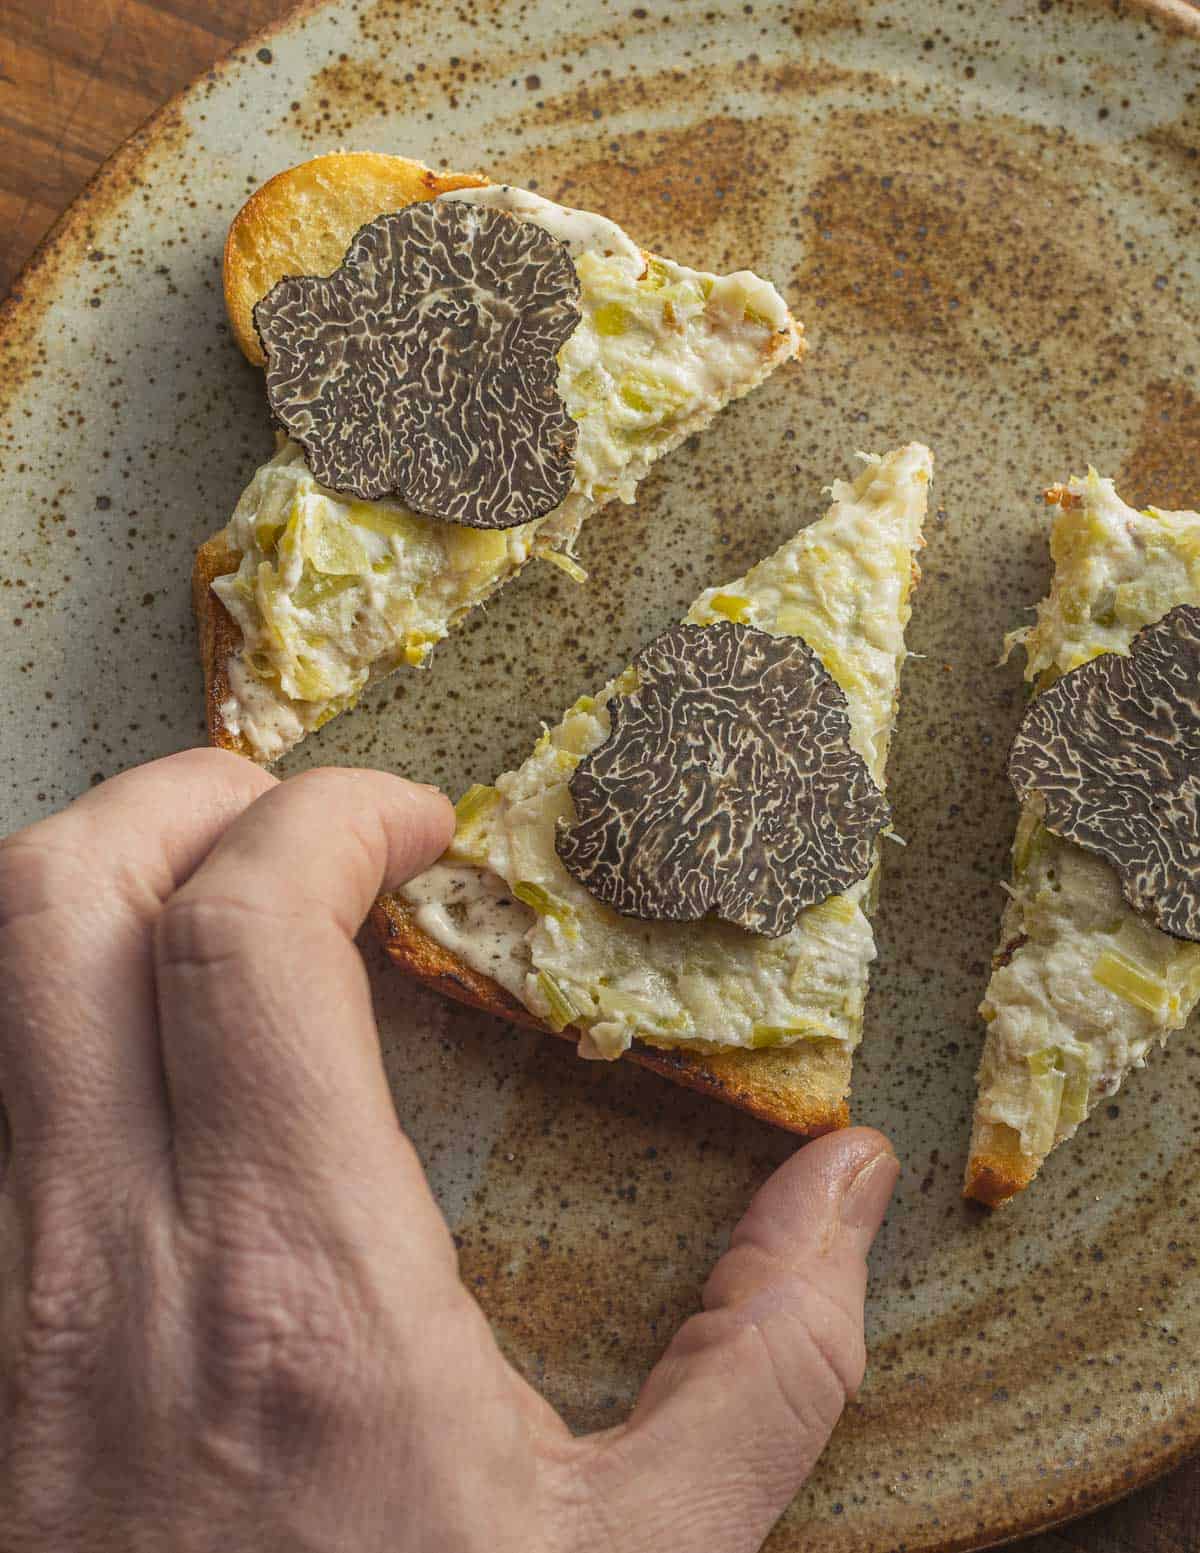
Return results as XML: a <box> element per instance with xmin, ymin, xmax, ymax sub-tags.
<box><xmin>839</xmin><ymin>1148</ymin><xmax>900</xmax><ymax>1234</ymax></box>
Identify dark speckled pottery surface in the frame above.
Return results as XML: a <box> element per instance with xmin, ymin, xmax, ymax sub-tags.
<box><xmin>1</xmin><ymin>1</ymin><xmax>1198</xmax><ymax>1547</ymax></box>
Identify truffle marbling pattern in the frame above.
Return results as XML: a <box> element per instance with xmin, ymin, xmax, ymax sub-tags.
<box><xmin>1009</xmin><ymin>603</ymin><xmax>1200</xmax><ymax>941</ymax></box>
<box><xmin>254</xmin><ymin>201</ymin><xmax>581</xmax><ymax>526</ymax></box>
<box><xmin>556</xmin><ymin>620</ymin><xmax>891</xmax><ymax>937</ymax></box>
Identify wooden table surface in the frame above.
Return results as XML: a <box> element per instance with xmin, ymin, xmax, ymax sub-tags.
<box><xmin>2</xmin><ymin>2</ymin><xmax>1197</xmax><ymax>1549</ymax></box>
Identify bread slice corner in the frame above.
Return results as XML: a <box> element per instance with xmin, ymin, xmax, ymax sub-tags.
<box><xmin>962</xmin><ymin>1120</ymin><xmax>1040</xmax><ymax>1208</ymax></box>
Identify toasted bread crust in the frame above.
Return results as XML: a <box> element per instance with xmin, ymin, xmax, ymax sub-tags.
<box><xmin>192</xmin><ymin>529</ymin><xmax>253</xmax><ymax>757</ymax></box>
<box><xmin>963</xmin><ymin>1118</ymin><xmax>1040</xmax><ymax>1207</ymax></box>
<box><xmin>223</xmin><ymin>153</ymin><xmax>488</xmax><ymax>365</ymax></box>
<box><xmin>371</xmin><ymin>892</ymin><xmax>851</xmax><ymax>1134</ymax></box>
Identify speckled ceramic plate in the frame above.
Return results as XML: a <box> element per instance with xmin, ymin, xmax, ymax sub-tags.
<box><xmin>2</xmin><ymin>0</ymin><xmax>1199</xmax><ymax>1546</ymax></box>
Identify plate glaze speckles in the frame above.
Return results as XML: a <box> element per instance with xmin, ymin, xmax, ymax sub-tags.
<box><xmin>1</xmin><ymin>2</ymin><xmax>1198</xmax><ymax>1549</ymax></box>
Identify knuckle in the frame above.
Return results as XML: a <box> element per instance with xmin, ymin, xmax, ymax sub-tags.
<box><xmin>181</xmin><ymin>1193</ymin><xmax>369</xmax><ymax>1430</ymax></box>
<box><xmin>13</xmin><ymin>1214</ymin><xmax>116</xmax><ymax>1404</ymax></box>
<box><xmin>0</xmin><ymin>829</ymin><xmax>162</xmax><ymax>946</ymax></box>
<box><xmin>0</xmin><ymin>835</ymin><xmax>70</xmax><ymax>934</ymax></box>
<box><xmin>155</xmin><ymin>892</ymin><xmax>259</xmax><ymax>977</ymax></box>
<box><xmin>752</xmin><ymin>1286</ymin><xmax>864</xmax><ymax>1440</ymax></box>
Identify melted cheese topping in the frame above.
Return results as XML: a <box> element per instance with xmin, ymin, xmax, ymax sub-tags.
<box><xmin>212</xmin><ymin>187</ymin><xmax>799</xmax><ymax>761</ymax></box>
<box><xmin>976</xmin><ymin>472</ymin><xmax>1200</xmax><ymax>1157</ymax></box>
<box><xmin>403</xmin><ymin>444</ymin><xmax>932</xmax><ymax>1059</ymax></box>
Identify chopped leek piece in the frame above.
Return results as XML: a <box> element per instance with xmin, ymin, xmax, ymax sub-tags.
<box><xmin>1025</xmin><ymin>1048</ymin><xmax>1066</xmax><ymax>1156</ymax></box>
<box><xmin>1092</xmin><ymin>949</ymin><xmax>1170</xmax><ymax>1015</ymax></box>
<box><xmin>311</xmin><ymin>688</ymin><xmax>362</xmax><ymax>731</ymax></box>
<box><xmin>292</xmin><ymin>565</ymin><xmax>358</xmax><ymax>611</ymax></box>
<box><xmin>306</xmin><ymin>518</ymin><xmax>370</xmax><ymax>577</ymax></box>
<box><xmin>1012</xmin><ymin>812</ymin><xmax>1050</xmax><ymax>877</ymax></box>
<box><xmin>255</xmin><ymin>515</ymin><xmax>287</xmax><ymax>553</ymax></box>
<box><xmin>751</xmin><ymin>1022</ymin><xmax>838</xmax><ymax>1048</ymax></box>
<box><xmin>1059</xmin><ymin>1048</ymin><xmax>1090</xmax><ymax>1129</ymax></box>
<box><xmin>345</xmin><ymin>500</ymin><xmax>423</xmax><ymax>541</ymax></box>
<box><xmin>618</xmin><ymin>368</ymin><xmax>688</xmax><ymax>417</ymax></box>
<box><xmin>404</xmin><ymin>631</ymin><xmax>434</xmax><ymax>666</ymax></box>
<box><xmin>288</xmin><ymin>655</ymin><xmax>337</xmax><ymax>703</ymax></box>
<box><xmin>542</xmin><ymin>549</ymin><xmax>588</xmax><ymax>585</ymax></box>
<box><xmin>513</xmin><ymin>881</ymin><xmax>577</xmax><ymax>930</ymax></box>
<box><xmin>454</xmin><ymin>784</ymin><xmax>500</xmax><ymax>827</ymax></box>
<box><xmin>447</xmin><ymin>527</ymin><xmax>510</xmax><ymax>575</ymax></box>
<box><xmin>803</xmin><ymin>894</ymin><xmax>860</xmax><ymax>929</ymax></box>
<box><xmin>536</xmin><ymin>971</ymin><xmax>579</xmax><ymax>1033</ymax></box>
<box><xmin>593</xmin><ymin>302</ymin><xmax>629</xmax><ymax>337</ymax></box>
<box><xmin>709</xmin><ymin>593</ymin><xmax>752</xmax><ymax>624</ymax></box>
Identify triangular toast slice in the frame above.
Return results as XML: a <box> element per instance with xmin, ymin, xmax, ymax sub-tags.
<box><xmin>374</xmin><ymin>443</ymin><xmax>932</xmax><ymax>1132</ymax></box>
<box><xmin>965</xmin><ymin>474</ymin><xmax>1200</xmax><ymax>1205</ymax></box>
<box><xmin>196</xmin><ymin>153</ymin><xmax>803</xmax><ymax>762</ymax></box>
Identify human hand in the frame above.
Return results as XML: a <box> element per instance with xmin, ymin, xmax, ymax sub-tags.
<box><xmin>0</xmin><ymin>749</ymin><xmax>898</xmax><ymax>1552</ymax></box>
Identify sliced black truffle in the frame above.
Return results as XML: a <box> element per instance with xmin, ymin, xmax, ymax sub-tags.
<box><xmin>253</xmin><ymin>201</ymin><xmax>581</xmax><ymax>527</ymax></box>
<box><xmin>556</xmin><ymin>619</ymin><xmax>891</xmax><ymax>937</ymax></box>
<box><xmin>1009</xmin><ymin>603</ymin><xmax>1200</xmax><ymax>942</ymax></box>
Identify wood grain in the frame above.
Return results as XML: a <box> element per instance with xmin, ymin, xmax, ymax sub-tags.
<box><xmin>0</xmin><ymin>2</ymin><xmax>1196</xmax><ymax>1549</ymax></box>
<box><xmin>0</xmin><ymin>0</ymin><xmax>285</xmax><ymax>293</ymax></box>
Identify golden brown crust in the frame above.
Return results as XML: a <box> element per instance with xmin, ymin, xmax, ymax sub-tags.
<box><xmin>371</xmin><ymin>892</ymin><xmax>851</xmax><ymax>1135</ymax></box>
<box><xmin>191</xmin><ymin>530</ymin><xmax>253</xmax><ymax>757</ymax></box>
<box><xmin>963</xmin><ymin>1118</ymin><xmax>1041</xmax><ymax>1207</ymax></box>
<box><xmin>222</xmin><ymin>153</ymin><xmax>488</xmax><ymax>366</ymax></box>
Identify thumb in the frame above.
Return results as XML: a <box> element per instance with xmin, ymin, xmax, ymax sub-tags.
<box><xmin>577</xmin><ymin>1129</ymin><xmax>898</xmax><ymax>1553</ymax></box>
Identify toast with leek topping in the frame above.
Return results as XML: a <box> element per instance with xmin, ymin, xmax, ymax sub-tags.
<box><xmin>966</xmin><ymin>473</ymin><xmax>1200</xmax><ymax>1206</ymax></box>
<box><xmin>196</xmin><ymin>153</ymin><xmax>803</xmax><ymax>763</ymax></box>
<box><xmin>374</xmin><ymin>443</ymin><xmax>933</xmax><ymax>1132</ymax></box>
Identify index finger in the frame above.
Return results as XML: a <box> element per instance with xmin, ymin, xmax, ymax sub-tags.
<box><xmin>153</xmin><ymin>767</ymin><xmax>453</xmax><ymax>1198</ymax></box>
<box><xmin>0</xmin><ymin>749</ymin><xmax>275</xmax><ymax>1181</ymax></box>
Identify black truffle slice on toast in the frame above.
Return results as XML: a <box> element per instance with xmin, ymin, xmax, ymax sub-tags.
<box><xmin>966</xmin><ymin>475</ymin><xmax>1200</xmax><ymax>1207</ymax></box>
<box><xmin>557</xmin><ymin>620</ymin><xmax>890</xmax><ymax>936</ymax></box>
<box><xmin>374</xmin><ymin>443</ymin><xmax>932</xmax><ymax>1133</ymax></box>
<box><xmin>1007</xmin><ymin>604</ymin><xmax>1200</xmax><ymax>944</ymax></box>
<box><xmin>255</xmin><ymin>203</ymin><xmax>582</xmax><ymax>526</ymax></box>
